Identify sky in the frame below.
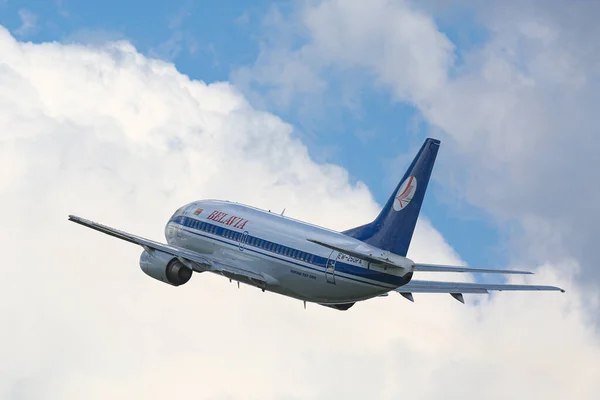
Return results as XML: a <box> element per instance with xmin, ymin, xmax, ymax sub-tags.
<box><xmin>1</xmin><ymin>1</ymin><xmax>599</xmax><ymax>399</ymax></box>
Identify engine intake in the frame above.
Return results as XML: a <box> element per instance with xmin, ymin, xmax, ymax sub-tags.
<box><xmin>139</xmin><ymin>249</ymin><xmax>193</xmax><ymax>286</ymax></box>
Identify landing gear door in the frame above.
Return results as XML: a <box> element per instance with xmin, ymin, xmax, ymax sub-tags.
<box><xmin>325</xmin><ymin>250</ymin><xmax>338</xmax><ymax>284</ymax></box>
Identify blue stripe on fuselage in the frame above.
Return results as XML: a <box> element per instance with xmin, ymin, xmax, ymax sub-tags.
<box><xmin>168</xmin><ymin>216</ymin><xmax>406</xmax><ymax>288</ymax></box>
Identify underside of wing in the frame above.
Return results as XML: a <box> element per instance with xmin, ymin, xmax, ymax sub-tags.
<box><xmin>394</xmin><ymin>280</ymin><xmax>564</xmax><ymax>303</ymax></box>
<box><xmin>413</xmin><ymin>263</ymin><xmax>532</xmax><ymax>274</ymax></box>
<box><xmin>397</xmin><ymin>280</ymin><xmax>564</xmax><ymax>293</ymax></box>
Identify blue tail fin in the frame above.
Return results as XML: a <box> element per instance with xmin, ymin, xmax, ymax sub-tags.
<box><xmin>343</xmin><ymin>138</ymin><xmax>440</xmax><ymax>256</ymax></box>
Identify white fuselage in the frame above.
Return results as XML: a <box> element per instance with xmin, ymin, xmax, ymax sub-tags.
<box><xmin>164</xmin><ymin>200</ymin><xmax>410</xmax><ymax>304</ymax></box>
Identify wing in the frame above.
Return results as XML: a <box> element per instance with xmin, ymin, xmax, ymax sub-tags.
<box><xmin>395</xmin><ymin>280</ymin><xmax>565</xmax><ymax>303</ymax></box>
<box><xmin>413</xmin><ymin>263</ymin><xmax>532</xmax><ymax>274</ymax></box>
<box><xmin>68</xmin><ymin>215</ymin><xmax>269</xmax><ymax>288</ymax></box>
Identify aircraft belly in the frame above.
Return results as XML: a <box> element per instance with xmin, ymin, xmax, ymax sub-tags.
<box><xmin>254</xmin><ymin>256</ymin><xmax>388</xmax><ymax>303</ymax></box>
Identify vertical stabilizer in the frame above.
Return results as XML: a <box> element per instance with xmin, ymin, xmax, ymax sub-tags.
<box><xmin>344</xmin><ymin>138</ymin><xmax>440</xmax><ymax>256</ymax></box>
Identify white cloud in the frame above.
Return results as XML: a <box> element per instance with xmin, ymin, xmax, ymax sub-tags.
<box><xmin>13</xmin><ymin>9</ymin><xmax>38</xmax><ymax>37</ymax></box>
<box><xmin>235</xmin><ymin>0</ymin><xmax>600</xmax><ymax>288</ymax></box>
<box><xmin>0</xmin><ymin>25</ymin><xmax>598</xmax><ymax>400</ymax></box>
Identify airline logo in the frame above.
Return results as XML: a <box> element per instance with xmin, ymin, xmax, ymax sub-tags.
<box><xmin>393</xmin><ymin>176</ymin><xmax>417</xmax><ymax>211</ymax></box>
<box><xmin>207</xmin><ymin>210</ymin><xmax>249</xmax><ymax>229</ymax></box>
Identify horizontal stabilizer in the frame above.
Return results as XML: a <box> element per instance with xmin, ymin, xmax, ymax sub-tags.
<box><xmin>307</xmin><ymin>239</ymin><xmax>406</xmax><ymax>267</ymax></box>
<box><xmin>413</xmin><ymin>263</ymin><xmax>532</xmax><ymax>274</ymax></box>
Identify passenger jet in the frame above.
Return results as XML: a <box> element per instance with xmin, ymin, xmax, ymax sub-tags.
<box><xmin>69</xmin><ymin>138</ymin><xmax>563</xmax><ymax>310</ymax></box>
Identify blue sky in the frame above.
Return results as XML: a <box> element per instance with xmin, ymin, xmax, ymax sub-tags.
<box><xmin>0</xmin><ymin>0</ymin><xmax>503</xmax><ymax>269</ymax></box>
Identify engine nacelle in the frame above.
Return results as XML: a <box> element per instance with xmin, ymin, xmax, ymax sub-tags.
<box><xmin>139</xmin><ymin>249</ymin><xmax>193</xmax><ymax>286</ymax></box>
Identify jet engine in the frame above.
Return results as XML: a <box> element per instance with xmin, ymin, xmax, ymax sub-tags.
<box><xmin>139</xmin><ymin>249</ymin><xmax>193</xmax><ymax>286</ymax></box>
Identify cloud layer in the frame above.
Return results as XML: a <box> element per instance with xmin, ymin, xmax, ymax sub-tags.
<box><xmin>0</xmin><ymin>24</ymin><xmax>598</xmax><ymax>399</ymax></box>
<box><xmin>235</xmin><ymin>0</ymin><xmax>600</xmax><ymax>288</ymax></box>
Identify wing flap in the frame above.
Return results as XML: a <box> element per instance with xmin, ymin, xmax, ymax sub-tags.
<box><xmin>413</xmin><ymin>263</ymin><xmax>532</xmax><ymax>274</ymax></box>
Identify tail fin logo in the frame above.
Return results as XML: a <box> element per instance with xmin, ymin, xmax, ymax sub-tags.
<box><xmin>393</xmin><ymin>176</ymin><xmax>417</xmax><ymax>211</ymax></box>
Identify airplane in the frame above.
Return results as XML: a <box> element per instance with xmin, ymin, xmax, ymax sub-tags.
<box><xmin>69</xmin><ymin>138</ymin><xmax>564</xmax><ymax>310</ymax></box>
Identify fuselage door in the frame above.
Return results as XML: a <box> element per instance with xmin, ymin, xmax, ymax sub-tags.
<box><xmin>238</xmin><ymin>231</ymin><xmax>249</xmax><ymax>251</ymax></box>
<box><xmin>177</xmin><ymin>205</ymin><xmax>195</xmax><ymax>238</ymax></box>
<box><xmin>326</xmin><ymin>250</ymin><xmax>338</xmax><ymax>284</ymax></box>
